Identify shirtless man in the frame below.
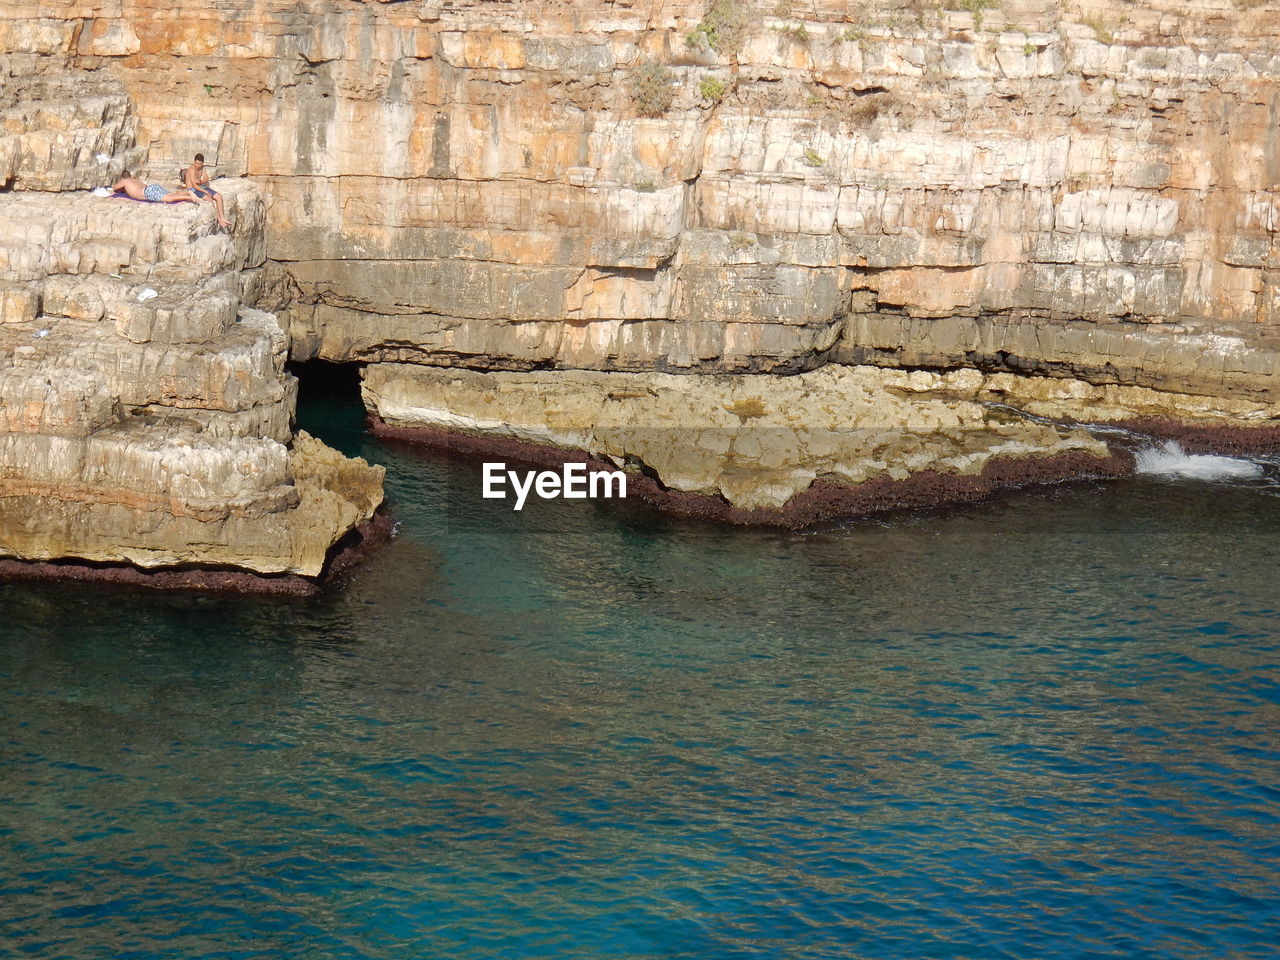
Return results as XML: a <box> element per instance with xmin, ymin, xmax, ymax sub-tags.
<box><xmin>112</xmin><ymin>171</ymin><xmax>196</xmax><ymax>204</ymax></box>
<box><xmin>181</xmin><ymin>153</ymin><xmax>231</xmax><ymax>227</ymax></box>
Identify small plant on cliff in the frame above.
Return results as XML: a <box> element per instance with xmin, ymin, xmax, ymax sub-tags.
<box><xmin>698</xmin><ymin>75</ymin><xmax>728</xmax><ymax>102</ymax></box>
<box><xmin>801</xmin><ymin>148</ymin><xmax>824</xmax><ymax>167</ymax></box>
<box><xmin>946</xmin><ymin>0</ymin><xmax>999</xmax><ymax>30</ymax></box>
<box><xmin>685</xmin><ymin>0</ymin><xmax>751</xmax><ymax>56</ymax></box>
<box><xmin>633</xmin><ymin>179</ymin><xmax>658</xmax><ymax>192</ymax></box>
<box><xmin>729</xmin><ymin>231</ymin><xmax>755</xmax><ymax>251</ymax></box>
<box><xmin>1080</xmin><ymin>13</ymin><xmax>1114</xmax><ymax>42</ymax></box>
<box><xmin>779</xmin><ymin>21</ymin><xmax>811</xmax><ymax>43</ymax></box>
<box><xmin>628</xmin><ymin>59</ymin><xmax>675</xmax><ymax>117</ymax></box>
<box><xmin>848</xmin><ymin>91</ymin><xmax>900</xmax><ymax>124</ymax></box>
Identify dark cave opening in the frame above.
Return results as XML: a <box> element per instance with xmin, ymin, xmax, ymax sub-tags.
<box><xmin>288</xmin><ymin>359</ymin><xmax>369</xmax><ymax>457</ymax></box>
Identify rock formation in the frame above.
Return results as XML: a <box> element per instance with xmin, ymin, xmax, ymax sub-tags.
<box><xmin>0</xmin><ymin>62</ymin><xmax>384</xmax><ymax>580</ymax></box>
<box><xmin>364</xmin><ymin>362</ymin><xmax>1117</xmax><ymax>517</ymax></box>
<box><xmin>72</xmin><ymin>0</ymin><xmax>1279</xmax><ymax>370</ymax></box>
<box><xmin>5</xmin><ymin>0</ymin><xmax>1280</xmax><ymax>526</ymax></box>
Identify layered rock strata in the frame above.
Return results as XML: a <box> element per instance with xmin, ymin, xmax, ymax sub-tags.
<box><xmin>363</xmin><ymin>363</ymin><xmax>1120</xmax><ymax>519</ymax></box>
<box><xmin>52</xmin><ymin>0</ymin><xmax>1278</xmax><ymax>382</ymax></box>
<box><xmin>10</xmin><ymin>0</ymin><xmax>1280</xmax><ymax>521</ymax></box>
<box><xmin>1</xmin><ymin>70</ymin><xmax>144</xmax><ymax>192</ymax></box>
<box><xmin>364</xmin><ymin>356</ymin><xmax>1280</xmax><ymax>520</ymax></box>
<box><xmin>0</xmin><ymin>184</ymin><xmax>384</xmax><ymax>578</ymax></box>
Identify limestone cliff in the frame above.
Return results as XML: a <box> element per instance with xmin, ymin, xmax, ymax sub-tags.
<box><xmin>0</xmin><ymin>65</ymin><xmax>384</xmax><ymax>579</ymax></box>
<box><xmin>7</xmin><ymin>0</ymin><xmax>1280</xmax><ymax>521</ymax></box>
<box><xmin>47</xmin><ymin>0</ymin><xmax>1277</xmax><ymax>381</ymax></box>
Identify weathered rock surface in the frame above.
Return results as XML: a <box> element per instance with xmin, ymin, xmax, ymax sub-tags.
<box><xmin>838</xmin><ymin>313</ymin><xmax>1280</xmax><ymax>402</ymax></box>
<box><xmin>0</xmin><ymin>148</ymin><xmax>384</xmax><ymax>576</ymax></box>
<box><xmin>363</xmin><ymin>362</ymin><xmax>1112</xmax><ymax>511</ymax></box>
<box><xmin>933</xmin><ymin>366</ymin><xmax>1280</xmax><ymax>429</ymax></box>
<box><xmin>38</xmin><ymin>0</ymin><xmax>1279</xmax><ymax>390</ymax></box>
<box><xmin>0</xmin><ymin>69</ymin><xmax>144</xmax><ymax>191</ymax></box>
<box><xmin>8</xmin><ymin>0</ymin><xmax>1280</xmax><ymax>524</ymax></box>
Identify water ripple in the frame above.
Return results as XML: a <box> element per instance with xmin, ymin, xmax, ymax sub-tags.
<box><xmin>2</xmin><ymin>404</ymin><xmax>1280</xmax><ymax>958</ymax></box>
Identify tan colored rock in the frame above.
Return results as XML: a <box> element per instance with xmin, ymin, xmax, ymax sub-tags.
<box><xmin>41</xmin><ymin>273</ymin><xmax>244</xmax><ymax>345</ymax></box>
<box><xmin>33</xmin><ymin>0</ymin><xmax>1266</xmax><ymax>387</ymax></box>
<box><xmin>0</xmin><ymin>186</ymin><xmax>260</xmax><ymax>283</ymax></box>
<box><xmin>0</xmin><ymin>82</ymin><xmax>385</xmax><ymax>578</ymax></box>
<box><xmin>0</xmin><ymin>434</ymin><xmax>383</xmax><ymax>575</ymax></box>
<box><xmin>9</xmin><ymin>0</ymin><xmax>1280</xmax><ymax>538</ymax></box>
<box><xmin>0</xmin><ymin>71</ymin><xmax>144</xmax><ymax>191</ymax></box>
<box><xmin>363</xmin><ymin>362</ymin><xmax>1109</xmax><ymax>510</ymax></box>
<box><xmin>287</xmin><ymin>431</ymin><xmax>387</xmax><ymax>575</ymax></box>
<box><xmin>837</xmin><ymin>312</ymin><xmax>1280</xmax><ymax>403</ymax></box>
<box><xmin>0</xmin><ymin>285</ymin><xmax>38</xmax><ymax>324</ymax></box>
<box><xmin>0</xmin><ymin>295</ymin><xmax>381</xmax><ymax>572</ymax></box>
<box><xmin>921</xmin><ymin>368</ymin><xmax>1280</xmax><ymax>427</ymax></box>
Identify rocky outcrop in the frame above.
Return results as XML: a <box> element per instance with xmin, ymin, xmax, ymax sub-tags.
<box><xmin>363</xmin><ymin>362</ymin><xmax>1117</xmax><ymax>515</ymax></box>
<box><xmin>7</xmin><ymin>0</ymin><xmax>1280</xmax><ymax>525</ymax></box>
<box><xmin>0</xmin><ymin>77</ymin><xmax>385</xmax><ymax>578</ymax></box>
<box><xmin>837</xmin><ymin>313</ymin><xmax>1280</xmax><ymax>402</ymax></box>
<box><xmin>362</xmin><ymin>358</ymin><xmax>1280</xmax><ymax>519</ymax></box>
<box><xmin>0</xmin><ymin>69</ymin><xmax>144</xmax><ymax>191</ymax></box>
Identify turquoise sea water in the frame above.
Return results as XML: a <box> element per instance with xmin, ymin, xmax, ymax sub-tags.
<box><xmin>2</xmin><ymin>381</ymin><xmax>1278</xmax><ymax>959</ymax></box>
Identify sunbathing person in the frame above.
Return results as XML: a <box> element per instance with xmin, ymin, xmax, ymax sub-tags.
<box><xmin>112</xmin><ymin>171</ymin><xmax>196</xmax><ymax>204</ymax></box>
<box><xmin>181</xmin><ymin>153</ymin><xmax>231</xmax><ymax>227</ymax></box>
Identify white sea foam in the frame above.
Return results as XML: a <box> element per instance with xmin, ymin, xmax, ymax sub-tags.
<box><xmin>1134</xmin><ymin>440</ymin><xmax>1263</xmax><ymax>480</ymax></box>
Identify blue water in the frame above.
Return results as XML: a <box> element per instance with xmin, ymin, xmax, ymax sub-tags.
<box><xmin>2</xmin><ymin>386</ymin><xmax>1278</xmax><ymax>959</ymax></box>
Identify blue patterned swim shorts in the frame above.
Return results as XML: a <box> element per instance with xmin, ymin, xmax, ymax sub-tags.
<box><xmin>143</xmin><ymin>183</ymin><xmax>165</xmax><ymax>202</ymax></box>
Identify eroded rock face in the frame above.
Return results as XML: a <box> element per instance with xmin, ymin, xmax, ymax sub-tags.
<box><xmin>932</xmin><ymin>367</ymin><xmax>1280</xmax><ymax>428</ymax></box>
<box><xmin>39</xmin><ymin>0</ymin><xmax>1279</xmax><ymax>386</ymax></box>
<box><xmin>0</xmin><ymin>70</ymin><xmax>144</xmax><ymax>191</ymax></box>
<box><xmin>0</xmin><ymin>123</ymin><xmax>384</xmax><ymax>576</ymax></box>
<box><xmin>837</xmin><ymin>313</ymin><xmax>1280</xmax><ymax>402</ymax></box>
<box><xmin>7</xmin><ymin>0</ymin><xmax>1278</xmax><ymax>525</ymax></box>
